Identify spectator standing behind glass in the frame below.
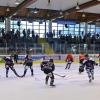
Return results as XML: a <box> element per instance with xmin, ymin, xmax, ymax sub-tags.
<box><xmin>14</xmin><ymin>52</ymin><xmax>18</xmax><ymax>63</ymax></box>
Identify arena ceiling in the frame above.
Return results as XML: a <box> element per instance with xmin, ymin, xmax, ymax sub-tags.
<box><xmin>0</xmin><ymin>0</ymin><xmax>100</xmax><ymax>23</ymax></box>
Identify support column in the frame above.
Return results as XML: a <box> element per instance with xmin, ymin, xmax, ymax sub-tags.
<box><xmin>48</xmin><ymin>20</ymin><xmax>52</xmax><ymax>33</ymax></box>
<box><xmin>84</xmin><ymin>22</ymin><xmax>89</xmax><ymax>52</ymax></box>
<box><xmin>5</xmin><ymin>17</ymin><xmax>10</xmax><ymax>33</ymax></box>
<box><xmin>45</xmin><ymin>20</ymin><xmax>46</xmax><ymax>38</ymax></box>
<box><xmin>84</xmin><ymin>22</ymin><xmax>88</xmax><ymax>34</ymax></box>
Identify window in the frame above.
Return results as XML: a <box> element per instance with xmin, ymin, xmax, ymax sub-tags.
<box><xmin>34</xmin><ymin>22</ymin><xmax>39</xmax><ymax>26</ymax></box>
<box><xmin>10</xmin><ymin>20</ymin><xmax>98</xmax><ymax>38</ymax></box>
<box><xmin>52</xmin><ymin>22</ymin><xmax>57</xmax><ymax>26</ymax></box>
<box><xmin>0</xmin><ymin>21</ymin><xmax>5</xmax><ymax>37</ymax></box>
<box><xmin>96</xmin><ymin>27</ymin><xmax>100</xmax><ymax>33</ymax></box>
<box><xmin>40</xmin><ymin>25</ymin><xmax>45</xmax><ymax>30</ymax></box>
<box><xmin>34</xmin><ymin>26</ymin><xmax>39</xmax><ymax>30</ymax></box>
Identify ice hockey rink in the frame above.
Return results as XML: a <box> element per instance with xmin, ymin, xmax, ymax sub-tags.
<box><xmin>0</xmin><ymin>63</ymin><xmax>100</xmax><ymax>100</ymax></box>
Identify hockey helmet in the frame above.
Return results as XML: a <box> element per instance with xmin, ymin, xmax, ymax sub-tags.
<box><xmin>90</xmin><ymin>57</ymin><xmax>94</xmax><ymax>61</ymax></box>
<box><xmin>85</xmin><ymin>54</ymin><xmax>89</xmax><ymax>57</ymax></box>
<box><xmin>90</xmin><ymin>58</ymin><xmax>93</xmax><ymax>60</ymax></box>
<box><xmin>49</xmin><ymin>59</ymin><xmax>53</xmax><ymax>62</ymax></box>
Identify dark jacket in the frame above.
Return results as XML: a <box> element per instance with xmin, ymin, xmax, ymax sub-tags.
<box><xmin>4</xmin><ymin>57</ymin><xmax>14</xmax><ymax>66</ymax></box>
<box><xmin>41</xmin><ymin>61</ymin><xmax>55</xmax><ymax>74</ymax></box>
<box><xmin>83</xmin><ymin>59</ymin><xmax>97</xmax><ymax>69</ymax></box>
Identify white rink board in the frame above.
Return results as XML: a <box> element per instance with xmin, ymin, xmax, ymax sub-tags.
<box><xmin>0</xmin><ymin>63</ymin><xmax>100</xmax><ymax>100</ymax></box>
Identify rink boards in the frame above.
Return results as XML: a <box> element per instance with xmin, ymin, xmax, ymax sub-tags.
<box><xmin>0</xmin><ymin>54</ymin><xmax>99</xmax><ymax>64</ymax></box>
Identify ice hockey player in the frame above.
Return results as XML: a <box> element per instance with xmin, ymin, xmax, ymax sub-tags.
<box><xmin>83</xmin><ymin>54</ymin><xmax>98</xmax><ymax>83</ymax></box>
<box><xmin>3</xmin><ymin>56</ymin><xmax>20</xmax><ymax>78</ymax></box>
<box><xmin>41</xmin><ymin>59</ymin><xmax>55</xmax><ymax>86</ymax></box>
<box><xmin>79</xmin><ymin>53</ymin><xmax>86</xmax><ymax>73</ymax></box>
<box><xmin>65</xmin><ymin>53</ymin><xmax>73</xmax><ymax>69</ymax></box>
<box><xmin>22</xmin><ymin>54</ymin><xmax>33</xmax><ymax>77</ymax></box>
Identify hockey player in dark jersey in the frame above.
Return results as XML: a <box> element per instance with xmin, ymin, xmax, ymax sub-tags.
<box><xmin>22</xmin><ymin>54</ymin><xmax>33</xmax><ymax>77</ymax></box>
<box><xmin>83</xmin><ymin>54</ymin><xmax>98</xmax><ymax>83</ymax></box>
<box><xmin>3</xmin><ymin>56</ymin><xmax>20</xmax><ymax>77</ymax></box>
<box><xmin>41</xmin><ymin>59</ymin><xmax>55</xmax><ymax>86</ymax></box>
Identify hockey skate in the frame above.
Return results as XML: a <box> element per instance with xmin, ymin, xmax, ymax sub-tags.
<box><xmin>45</xmin><ymin>80</ymin><xmax>48</xmax><ymax>85</ymax></box>
<box><xmin>50</xmin><ymin>82</ymin><xmax>55</xmax><ymax>87</ymax></box>
<box><xmin>89</xmin><ymin>78</ymin><xmax>92</xmax><ymax>83</ymax></box>
<box><xmin>92</xmin><ymin>76</ymin><xmax>94</xmax><ymax>80</ymax></box>
<box><xmin>6</xmin><ymin>74</ymin><xmax>8</xmax><ymax>78</ymax></box>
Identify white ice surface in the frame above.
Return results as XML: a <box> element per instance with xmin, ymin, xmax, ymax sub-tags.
<box><xmin>0</xmin><ymin>63</ymin><xmax>100</xmax><ymax>100</ymax></box>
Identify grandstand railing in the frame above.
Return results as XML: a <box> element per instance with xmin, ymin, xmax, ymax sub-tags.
<box><xmin>0</xmin><ymin>43</ymin><xmax>99</xmax><ymax>55</ymax></box>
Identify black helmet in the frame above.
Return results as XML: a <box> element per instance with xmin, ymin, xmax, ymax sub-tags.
<box><xmin>85</xmin><ymin>54</ymin><xmax>89</xmax><ymax>57</ymax></box>
<box><xmin>49</xmin><ymin>59</ymin><xmax>53</xmax><ymax>62</ymax></box>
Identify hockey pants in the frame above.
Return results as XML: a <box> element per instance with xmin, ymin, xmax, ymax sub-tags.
<box><xmin>86</xmin><ymin>68</ymin><xmax>94</xmax><ymax>80</ymax></box>
<box><xmin>23</xmin><ymin>65</ymin><xmax>33</xmax><ymax>77</ymax></box>
<box><xmin>45</xmin><ymin>73</ymin><xmax>54</xmax><ymax>85</ymax></box>
<box><xmin>65</xmin><ymin>62</ymin><xmax>72</xmax><ymax>69</ymax></box>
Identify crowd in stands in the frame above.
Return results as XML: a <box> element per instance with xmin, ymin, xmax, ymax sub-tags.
<box><xmin>0</xmin><ymin>28</ymin><xmax>39</xmax><ymax>44</ymax></box>
<box><xmin>0</xmin><ymin>28</ymin><xmax>100</xmax><ymax>45</ymax></box>
<box><xmin>46</xmin><ymin>32</ymin><xmax>100</xmax><ymax>44</ymax></box>
<box><xmin>0</xmin><ymin>28</ymin><xmax>99</xmax><ymax>54</ymax></box>
<box><xmin>59</xmin><ymin>33</ymin><xmax>100</xmax><ymax>44</ymax></box>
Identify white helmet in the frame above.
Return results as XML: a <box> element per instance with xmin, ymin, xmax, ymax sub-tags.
<box><xmin>90</xmin><ymin>58</ymin><xmax>94</xmax><ymax>61</ymax></box>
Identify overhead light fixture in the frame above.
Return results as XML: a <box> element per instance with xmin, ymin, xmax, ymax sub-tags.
<box><xmin>76</xmin><ymin>2</ymin><xmax>80</xmax><ymax>10</ymax></box>
<box><xmin>29</xmin><ymin>8</ymin><xmax>39</xmax><ymax>14</ymax></box>
<box><xmin>33</xmin><ymin>8</ymin><xmax>39</xmax><ymax>14</ymax></box>
<box><xmin>51</xmin><ymin>18</ymin><xmax>56</xmax><ymax>21</ymax></box>
<box><xmin>15</xmin><ymin>0</ymin><xmax>20</xmax><ymax>5</ymax></box>
<box><xmin>6</xmin><ymin>7</ymin><xmax>10</xmax><ymax>12</ymax></box>
<box><xmin>82</xmin><ymin>10</ymin><xmax>86</xmax><ymax>18</ymax></box>
<box><xmin>47</xmin><ymin>14</ymin><xmax>50</xmax><ymax>17</ymax></box>
<box><xmin>96</xmin><ymin>19</ymin><xmax>100</xmax><ymax>21</ymax></box>
<box><xmin>87</xmin><ymin>21</ymin><xmax>93</xmax><ymax>24</ymax></box>
<box><xmin>34</xmin><ymin>10</ymin><xmax>38</xmax><ymax>13</ymax></box>
<box><xmin>58</xmin><ymin>15</ymin><xmax>63</xmax><ymax>18</ymax></box>
<box><xmin>13</xmin><ymin>12</ymin><xmax>17</xmax><ymax>16</ymax></box>
<box><xmin>82</xmin><ymin>13</ymin><xmax>86</xmax><ymax>18</ymax></box>
<box><xmin>6</xmin><ymin>2</ymin><xmax>10</xmax><ymax>12</ymax></box>
<box><xmin>59</xmin><ymin>10</ymin><xmax>63</xmax><ymax>15</ymax></box>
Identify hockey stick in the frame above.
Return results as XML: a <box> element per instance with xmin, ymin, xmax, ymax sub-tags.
<box><xmin>53</xmin><ymin>73</ymin><xmax>66</xmax><ymax>78</ymax></box>
<box><xmin>11</xmin><ymin>68</ymin><xmax>23</xmax><ymax>77</ymax></box>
